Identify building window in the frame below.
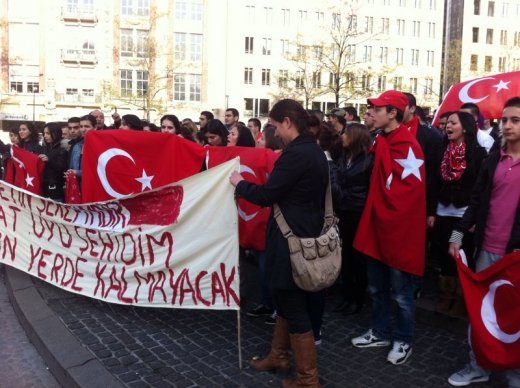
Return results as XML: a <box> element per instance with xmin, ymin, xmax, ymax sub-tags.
<box><xmin>500</xmin><ymin>30</ymin><xmax>507</xmax><ymax>45</ymax></box>
<box><xmin>394</xmin><ymin>76</ymin><xmax>403</xmax><ymax>89</ymax></box>
<box><xmin>281</xmin><ymin>8</ymin><xmax>290</xmax><ymax>26</ymax></box>
<box><xmin>381</xmin><ymin>18</ymin><xmax>390</xmax><ymax>34</ymax></box>
<box><xmin>409</xmin><ymin>77</ymin><xmax>418</xmax><ymax>94</ymax></box>
<box><xmin>424</xmin><ymin>78</ymin><xmax>433</xmax><ymax>95</ymax></box>
<box><xmin>245</xmin><ymin>37</ymin><xmax>254</xmax><ymax>54</ymax></box>
<box><xmin>315</xmin><ymin>11</ymin><xmax>324</xmax><ymax>21</ymax></box>
<box><xmin>136</xmin><ymin>70</ymin><xmax>148</xmax><ymax>97</ymax></box>
<box><xmin>244</xmin><ymin>67</ymin><xmax>253</xmax><ymax>84</ymax></box>
<box><xmin>515</xmin><ymin>32</ymin><xmax>520</xmax><ymax>46</ymax></box>
<box><xmin>411</xmin><ymin>49</ymin><xmax>419</xmax><ymax>65</ymax></box>
<box><xmin>498</xmin><ymin>57</ymin><xmax>506</xmax><ymax>72</ymax></box>
<box><xmin>486</xmin><ymin>28</ymin><xmax>493</xmax><ymax>44</ymax></box>
<box><xmin>121</xmin><ymin>29</ymin><xmax>149</xmax><ymax>58</ymax></box>
<box><xmin>191</xmin><ymin>0</ymin><xmax>203</xmax><ymax>21</ymax></box>
<box><xmin>264</xmin><ymin>7</ymin><xmax>273</xmax><ymax>24</ymax></box>
<box><xmin>395</xmin><ymin>48</ymin><xmax>403</xmax><ymax>65</ymax></box>
<box><xmin>412</xmin><ymin>21</ymin><xmax>420</xmax><ymax>37</ymax></box>
<box><xmin>415</xmin><ymin>0</ymin><xmax>421</xmax><ymax>7</ymax></box>
<box><xmin>428</xmin><ymin>22</ymin><xmax>436</xmax><ymax>38</ymax></box>
<box><xmin>136</xmin><ymin>30</ymin><xmax>148</xmax><ymax>57</ymax></box>
<box><xmin>364</xmin><ymin>16</ymin><xmax>374</xmax><ymax>33</ymax></box>
<box><xmin>261</xmin><ymin>68</ymin><xmax>271</xmax><ymax>85</ymax></box>
<box><xmin>312</xmin><ymin>71</ymin><xmax>321</xmax><ymax>88</ymax></box>
<box><xmin>279</xmin><ymin>70</ymin><xmax>288</xmax><ymax>87</ymax></box>
<box><xmin>474</xmin><ymin>0</ymin><xmax>480</xmax><ymax>14</ymax></box>
<box><xmin>121</xmin><ymin>0</ymin><xmax>149</xmax><ymax>16</ymax></box>
<box><xmin>377</xmin><ymin>75</ymin><xmax>387</xmax><ymax>91</ymax></box>
<box><xmin>361</xmin><ymin>74</ymin><xmax>371</xmax><ymax>90</ymax></box>
<box><xmin>174</xmin><ymin>74</ymin><xmax>186</xmax><ymax>100</ymax></box>
<box><xmin>347</xmin><ymin>14</ymin><xmax>357</xmax><ymax>31</ymax></box>
<box><xmin>175</xmin><ymin>33</ymin><xmax>186</xmax><ymax>60</ymax></box>
<box><xmin>502</xmin><ymin>2</ymin><xmax>509</xmax><ymax>16</ymax></box>
<box><xmin>295</xmin><ymin>71</ymin><xmax>304</xmax><ymax>89</ymax></box>
<box><xmin>26</xmin><ymin>82</ymin><xmax>38</xmax><ymax>93</ymax></box>
<box><xmin>280</xmin><ymin>39</ymin><xmax>289</xmax><ymax>55</ymax></box>
<box><xmin>120</xmin><ymin>29</ymin><xmax>133</xmax><ymax>57</ymax></box>
<box><xmin>484</xmin><ymin>55</ymin><xmax>492</xmax><ymax>71</ymax></box>
<box><xmin>262</xmin><ymin>38</ymin><xmax>272</xmax><ymax>55</ymax></box>
<box><xmin>380</xmin><ymin>46</ymin><xmax>388</xmax><ymax>63</ymax></box>
<box><xmin>429</xmin><ymin>0</ymin><xmax>436</xmax><ymax>9</ymax></box>
<box><xmin>426</xmin><ymin>50</ymin><xmax>434</xmax><ymax>66</ymax></box>
<box><xmin>399</xmin><ymin>0</ymin><xmax>406</xmax><ymax>6</ymax></box>
<box><xmin>244</xmin><ymin>98</ymin><xmax>270</xmax><ymax>117</ymax></box>
<box><xmin>472</xmin><ymin>27</ymin><xmax>479</xmax><ymax>42</ymax></box>
<box><xmin>363</xmin><ymin>45</ymin><xmax>373</xmax><ymax>62</ymax></box>
<box><xmin>10</xmin><ymin>81</ymin><xmax>23</xmax><ymax>93</ymax></box>
<box><xmin>470</xmin><ymin>54</ymin><xmax>478</xmax><ymax>71</ymax></box>
<box><xmin>397</xmin><ymin>19</ymin><xmax>405</xmax><ymax>36</ymax></box>
<box><xmin>189</xmin><ymin>74</ymin><xmax>201</xmax><ymax>101</ymax></box>
<box><xmin>513</xmin><ymin>58</ymin><xmax>520</xmax><ymax>70</ymax></box>
<box><xmin>332</xmin><ymin>13</ymin><xmax>341</xmax><ymax>29</ymax></box>
<box><xmin>245</xmin><ymin>5</ymin><xmax>255</xmax><ymax>23</ymax></box>
<box><xmin>175</xmin><ymin>1</ymin><xmax>187</xmax><ymax>19</ymax></box>
<box><xmin>488</xmin><ymin>1</ymin><xmax>495</xmax><ymax>16</ymax></box>
<box><xmin>190</xmin><ymin>34</ymin><xmax>202</xmax><ymax>61</ymax></box>
<box><xmin>120</xmin><ymin>70</ymin><xmax>133</xmax><ymax>96</ymax></box>
<box><xmin>298</xmin><ymin>10</ymin><xmax>307</xmax><ymax>22</ymax></box>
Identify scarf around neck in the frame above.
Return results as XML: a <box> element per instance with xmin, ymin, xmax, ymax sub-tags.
<box><xmin>440</xmin><ymin>141</ymin><xmax>467</xmax><ymax>181</ymax></box>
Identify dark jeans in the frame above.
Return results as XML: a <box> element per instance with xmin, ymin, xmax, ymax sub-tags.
<box><xmin>273</xmin><ymin>288</ymin><xmax>323</xmax><ymax>335</ymax></box>
<box><xmin>338</xmin><ymin>211</ymin><xmax>368</xmax><ymax>305</ymax></box>
<box><xmin>254</xmin><ymin>250</ymin><xmax>272</xmax><ymax>309</ymax></box>
<box><xmin>367</xmin><ymin>258</ymin><xmax>417</xmax><ymax>344</ymax></box>
<box><xmin>432</xmin><ymin>216</ymin><xmax>475</xmax><ymax>275</ymax></box>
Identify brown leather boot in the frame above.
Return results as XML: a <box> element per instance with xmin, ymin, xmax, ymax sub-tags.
<box><xmin>435</xmin><ymin>275</ymin><xmax>456</xmax><ymax>314</ymax></box>
<box><xmin>282</xmin><ymin>331</ymin><xmax>320</xmax><ymax>388</ymax></box>
<box><xmin>250</xmin><ymin>316</ymin><xmax>290</xmax><ymax>371</ymax></box>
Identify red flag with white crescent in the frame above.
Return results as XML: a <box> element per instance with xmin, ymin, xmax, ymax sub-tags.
<box><xmin>207</xmin><ymin>146</ymin><xmax>279</xmax><ymax>251</ymax></box>
<box><xmin>4</xmin><ymin>145</ymin><xmax>45</xmax><ymax>195</ymax></box>
<box><xmin>81</xmin><ymin>130</ymin><xmax>205</xmax><ymax>203</ymax></box>
<box><xmin>433</xmin><ymin>71</ymin><xmax>520</xmax><ymax>126</ymax></box>
<box><xmin>455</xmin><ymin>250</ymin><xmax>520</xmax><ymax>370</ymax></box>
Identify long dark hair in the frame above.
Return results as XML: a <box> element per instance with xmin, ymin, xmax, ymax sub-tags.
<box><xmin>269</xmin><ymin>99</ymin><xmax>310</xmax><ymax>135</ymax></box>
<box><xmin>316</xmin><ymin>122</ymin><xmax>342</xmax><ymax>160</ymax></box>
<box><xmin>205</xmin><ymin>119</ymin><xmax>228</xmax><ymax>146</ymax></box>
<box><xmin>446</xmin><ymin>111</ymin><xmax>480</xmax><ymax>168</ymax></box>
<box><xmin>235</xmin><ymin>125</ymin><xmax>256</xmax><ymax>147</ymax></box>
<box><xmin>20</xmin><ymin>121</ymin><xmax>40</xmax><ymax>144</ymax></box>
<box><xmin>44</xmin><ymin>122</ymin><xmax>63</xmax><ymax>148</ymax></box>
<box><xmin>344</xmin><ymin>123</ymin><xmax>371</xmax><ymax>160</ymax></box>
<box><xmin>262</xmin><ymin>124</ymin><xmax>283</xmax><ymax>151</ymax></box>
<box><xmin>160</xmin><ymin>114</ymin><xmax>181</xmax><ymax>131</ymax></box>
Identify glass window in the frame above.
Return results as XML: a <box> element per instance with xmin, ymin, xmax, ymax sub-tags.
<box><xmin>137</xmin><ymin>70</ymin><xmax>148</xmax><ymax>96</ymax></box>
<box><xmin>279</xmin><ymin>70</ymin><xmax>288</xmax><ymax>87</ymax></box>
<box><xmin>27</xmin><ymin>82</ymin><xmax>39</xmax><ymax>93</ymax></box>
<box><xmin>244</xmin><ymin>67</ymin><xmax>253</xmax><ymax>84</ymax></box>
<box><xmin>10</xmin><ymin>81</ymin><xmax>23</xmax><ymax>93</ymax></box>
<box><xmin>488</xmin><ymin>1</ymin><xmax>495</xmax><ymax>16</ymax></box>
<box><xmin>261</xmin><ymin>68</ymin><xmax>271</xmax><ymax>86</ymax></box>
<box><xmin>191</xmin><ymin>0</ymin><xmax>203</xmax><ymax>20</ymax></box>
<box><xmin>120</xmin><ymin>70</ymin><xmax>133</xmax><ymax>96</ymax></box>
<box><xmin>245</xmin><ymin>37</ymin><xmax>254</xmax><ymax>54</ymax></box>
<box><xmin>470</xmin><ymin>54</ymin><xmax>478</xmax><ymax>71</ymax></box>
<box><xmin>175</xmin><ymin>33</ymin><xmax>186</xmax><ymax>60</ymax></box>
<box><xmin>174</xmin><ymin>74</ymin><xmax>186</xmax><ymax>100</ymax></box>
<box><xmin>136</xmin><ymin>30</ymin><xmax>148</xmax><ymax>57</ymax></box>
<box><xmin>121</xmin><ymin>29</ymin><xmax>133</xmax><ymax>57</ymax></box>
<box><xmin>175</xmin><ymin>1</ymin><xmax>187</xmax><ymax>19</ymax></box>
<box><xmin>190</xmin><ymin>34</ymin><xmax>202</xmax><ymax>61</ymax></box>
<box><xmin>472</xmin><ymin>27</ymin><xmax>479</xmax><ymax>42</ymax></box>
<box><xmin>189</xmin><ymin>74</ymin><xmax>201</xmax><ymax>101</ymax></box>
<box><xmin>137</xmin><ymin>0</ymin><xmax>149</xmax><ymax>16</ymax></box>
<box><xmin>484</xmin><ymin>55</ymin><xmax>492</xmax><ymax>71</ymax></box>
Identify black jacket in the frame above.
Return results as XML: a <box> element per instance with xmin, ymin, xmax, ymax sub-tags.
<box><xmin>416</xmin><ymin>124</ymin><xmax>443</xmax><ymax>216</ymax></box>
<box><xmin>332</xmin><ymin>152</ymin><xmax>373</xmax><ymax>213</ymax></box>
<box><xmin>236</xmin><ymin>134</ymin><xmax>329</xmax><ymax>290</ymax></box>
<box><xmin>42</xmin><ymin>142</ymin><xmax>68</xmax><ymax>199</ymax></box>
<box><xmin>438</xmin><ymin>144</ymin><xmax>487</xmax><ymax>208</ymax></box>
<box><xmin>21</xmin><ymin>139</ymin><xmax>44</xmax><ymax>155</ymax></box>
<box><xmin>454</xmin><ymin>150</ymin><xmax>520</xmax><ymax>255</ymax></box>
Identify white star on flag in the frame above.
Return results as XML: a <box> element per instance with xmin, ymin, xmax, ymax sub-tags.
<box><xmin>25</xmin><ymin>174</ymin><xmax>35</xmax><ymax>187</ymax></box>
<box><xmin>135</xmin><ymin>169</ymin><xmax>154</xmax><ymax>191</ymax></box>
<box><xmin>395</xmin><ymin>147</ymin><xmax>424</xmax><ymax>181</ymax></box>
<box><xmin>493</xmin><ymin>80</ymin><xmax>510</xmax><ymax>92</ymax></box>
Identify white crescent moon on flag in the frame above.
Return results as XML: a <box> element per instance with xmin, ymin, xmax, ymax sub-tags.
<box><xmin>480</xmin><ymin>279</ymin><xmax>520</xmax><ymax>344</ymax></box>
<box><xmin>97</xmin><ymin>148</ymin><xmax>136</xmax><ymax>199</ymax></box>
<box><xmin>238</xmin><ymin>164</ymin><xmax>259</xmax><ymax>221</ymax></box>
<box><xmin>458</xmin><ymin>77</ymin><xmax>495</xmax><ymax>104</ymax></box>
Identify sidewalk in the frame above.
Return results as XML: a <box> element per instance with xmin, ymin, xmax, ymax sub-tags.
<box><xmin>4</xmin><ymin>256</ymin><xmax>508</xmax><ymax>387</ymax></box>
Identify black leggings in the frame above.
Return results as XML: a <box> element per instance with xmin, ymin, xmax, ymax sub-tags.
<box><xmin>273</xmin><ymin>288</ymin><xmax>323</xmax><ymax>334</ymax></box>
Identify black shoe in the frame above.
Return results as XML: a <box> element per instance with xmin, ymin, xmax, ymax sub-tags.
<box><xmin>264</xmin><ymin>312</ymin><xmax>277</xmax><ymax>325</ymax></box>
<box><xmin>332</xmin><ymin>300</ymin><xmax>352</xmax><ymax>313</ymax></box>
<box><xmin>343</xmin><ymin>303</ymin><xmax>363</xmax><ymax>316</ymax></box>
<box><xmin>247</xmin><ymin>305</ymin><xmax>273</xmax><ymax>318</ymax></box>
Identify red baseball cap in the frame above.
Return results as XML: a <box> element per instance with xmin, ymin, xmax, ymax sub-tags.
<box><xmin>367</xmin><ymin>90</ymin><xmax>408</xmax><ymax>112</ymax></box>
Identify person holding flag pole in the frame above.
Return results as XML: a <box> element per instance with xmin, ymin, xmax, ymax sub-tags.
<box><xmin>447</xmin><ymin>97</ymin><xmax>520</xmax><ymax>387</ymax></box>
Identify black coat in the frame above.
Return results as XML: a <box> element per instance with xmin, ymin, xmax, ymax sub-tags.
<box><xmin>235</xmin><ymin>135</ymin><xmax>329</xmax><ymax>290</ymax></box>
<box><xmin>438</xmin><ymin>144</ymin><xmax>487</xmax><ymax>208</ymax></box>
<box><xmin>42</xmin><ymin>142</ymin><xmax>68</xmax><ymax>199</ymax></box>
<box><xmin>416</xmin><ymin>124</ymin><xmax>444</xmax><ymax>216</ymax></box>
<box><xmin>332</xmin><ymin>152</ymin><xmax>373</xmax><ymax>213</ymax></box>
<box><xmin>21</xmin><ymin>139</ymin><xmax>44</xmax><ymax>155</ymax></box>
<box><xmin>455</xmin><ymin>150</ymin><xmax>520</xmax><ymax>256</ymax></box>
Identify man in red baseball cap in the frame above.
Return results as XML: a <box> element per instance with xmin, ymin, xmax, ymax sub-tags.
<box><xmin>351</xmin><ymin>90</ymin><xmax>426</xmax><ymax>366</ymax></box>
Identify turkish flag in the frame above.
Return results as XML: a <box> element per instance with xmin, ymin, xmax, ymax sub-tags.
<box><xmin>455</xmin><ymin>251</ymin><xmax>520</xmax><ymax>370</ymax></box>
<box><xmin>4</xmin><ymin>145</ymin><xmax>45</xmax><ymax>195</ymax></box>
<box><xmin>65</xmin><ymin>172</ymin><xmax>82</xmax><ymax>204</ymax></box>
<box><xmin>81</xmin><ymin>130</ymin><xmax>205</xmax><ymax>203</ymax></box>
<box><xmin>207</xmin><ymin>146</ymin><xmax>279</xmax><ymax>251</ymax></box>
<box><xmin>433</xmin><ymin>71</ymin><xmax>520</xmax><ymax>126</ymax></box>
<box><xmin>354</xmin><ymin>125</ymin><xmax>426</xmax><ymax>276</ymax></box>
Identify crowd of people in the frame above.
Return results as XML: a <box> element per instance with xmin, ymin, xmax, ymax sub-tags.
<box><xmin>0</xmin><ymin>92</ymin><xmax>518</xmax><ymax>387</ymax></box>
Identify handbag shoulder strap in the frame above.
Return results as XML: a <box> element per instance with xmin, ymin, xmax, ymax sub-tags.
<box><xmin>273</xmin><ymin>174</ymin><xmax>333</xmax><ymax>237</ymax></box>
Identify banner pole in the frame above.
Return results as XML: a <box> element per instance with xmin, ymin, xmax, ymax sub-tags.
<box><xmin>237</xmin><ymin>310</ymin><xmax>243</xmax><ymax>369</ymax></box>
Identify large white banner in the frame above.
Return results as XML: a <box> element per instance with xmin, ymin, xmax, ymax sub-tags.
<box><xmin>0</xmin><ymin>159</ymin><xmax>240</xmax><ymax>310</ymax></box>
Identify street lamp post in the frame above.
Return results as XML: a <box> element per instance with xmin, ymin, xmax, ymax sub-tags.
<box><xmin>32</xmin><ymin>86</ymin><xmax>39</xmax><ymax>123</ymax></box>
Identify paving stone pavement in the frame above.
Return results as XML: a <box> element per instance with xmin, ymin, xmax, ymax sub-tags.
<box><xmin>20</xmin><ymin>254</ymin><xmax>507</xmax><ymax>388</ymax></box>
<box><xmin>0</xmin><ymin>265</ymin><xmax>60</xmax><ymax>388</ymax></box>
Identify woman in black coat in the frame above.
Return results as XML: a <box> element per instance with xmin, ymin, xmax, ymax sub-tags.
<box><xmin>18</xmin><ymin>122</ymin><xmax>44</xmax><ymax>155</ymax></box>
<box><xmin>332</xmin><ymin>123</ymin><xmax>373</xmax><ymax>315</ymax></box>
<box><xmin>230</xmin><ymin>99</ymin><xmax>328</xmax><ymax>387</ymax></box>
<box><xmin>39</xmin><ymin>122</ymin><xmax>68</xmax><ymax>201</ymax></box>
<box><xmin>431</xmin><ymin>111</ymin><xmax>487</xmax><ymax>317</ymax></box>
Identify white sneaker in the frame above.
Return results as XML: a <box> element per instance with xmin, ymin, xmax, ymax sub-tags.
<box><xmin>448</xmin><ymin>364</ymin><xmax>490</xmax><ymax>386</ymax></box>
<box><xmin>351</xmin><ymin>329</ymin><xmax>391</xmax><ymax>348</ymax></box>
<box><xmin>387</xmin><ymin>341</ymin><xmax>412</xmax><ymax>365</ymax></box>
